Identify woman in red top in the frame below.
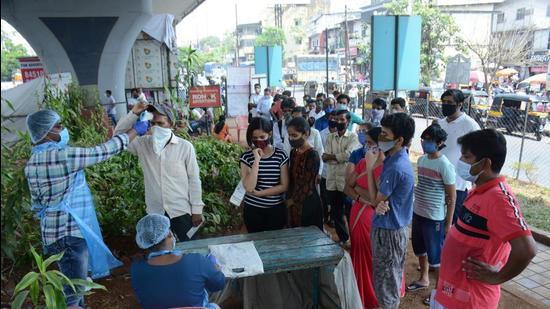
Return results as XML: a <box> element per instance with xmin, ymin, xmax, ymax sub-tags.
<box><xmin>344</xmin><ymin>127</ymin><xmax>383</xmax><ymax>308</ymax></box>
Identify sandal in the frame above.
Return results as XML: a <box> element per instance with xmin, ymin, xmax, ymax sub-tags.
<box><xmin>406</xmin><ymin>281</ymin><xmax>429</xmax><ymax>292</ymax></box>
<box><xmin>423</xmin><ymin>296</ymin><xmax>430</xmax><ymax>306</ymax></box>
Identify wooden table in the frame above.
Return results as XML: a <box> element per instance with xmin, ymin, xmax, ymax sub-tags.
<box><xmin>176</xmin><ymin>226</ymin><xmax>344</xmax><ymax>308</ymax></box>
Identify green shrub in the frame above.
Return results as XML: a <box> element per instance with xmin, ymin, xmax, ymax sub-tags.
<box><xmin>1</xmin><ymin>83</ymin><xmax>244</xmax><ymax>281</ymax></box>
<box><xmin>11</xmin><ymin>247</ymin><xmax>105</xmax><ymax>309</ymax></box>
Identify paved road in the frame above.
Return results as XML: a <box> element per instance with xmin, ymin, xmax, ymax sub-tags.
<box><xmin>411</xmin><ymin>116</ymin><xmax>550</xmax><ymax>188</ymax></box>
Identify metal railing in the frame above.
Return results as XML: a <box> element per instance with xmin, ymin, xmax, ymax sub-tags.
<box><xmin>404</xmin><ymin>98</ymin><xmax>550</xmax><ymax>188</ymax></box>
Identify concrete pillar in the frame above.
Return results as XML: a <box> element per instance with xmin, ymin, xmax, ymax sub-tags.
<box><xmin>1</xmin><ymin>0</ymin><xmax>153</xmax><ymax>116</ymax></box>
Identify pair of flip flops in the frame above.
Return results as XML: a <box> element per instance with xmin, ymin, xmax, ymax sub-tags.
<box><xmin>406</xmin><ymin>281</ymin><xmax>429</xmax><ymax>292</ymax></box>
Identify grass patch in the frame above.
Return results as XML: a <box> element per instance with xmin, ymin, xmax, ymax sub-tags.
<box><xmin>409</xmin><ymin>151</ymin><xmax>549</xmax><ymax>232</ymax></box>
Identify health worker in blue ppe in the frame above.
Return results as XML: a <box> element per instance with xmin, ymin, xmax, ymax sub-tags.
<box><xmin>24</xmin><ymin>109</ymin><xmax>149</xmax><ymax>307</ymax></box>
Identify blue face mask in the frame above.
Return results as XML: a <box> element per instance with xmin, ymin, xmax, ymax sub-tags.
<box><xmin>357</xmin><ymin>132</ymin><xmax>367</xmax><ymax>145</ymax></box>
<box><xmin>456</xmin><ymin>159</ymin><xmax>483</xmax><ymax>183</ymax></box>
<box><xmin>421</xmin><ymin>140</ymin><xmax>438</xmax><ymax>154</ymax></box>
<box><xmin>378</xmin><ymin>140</ymin><xmax>395</xmax><ymax>153</ymax></box>
<box><xmin>325</xmin><ymin>107</ymin><xmax>334</xmax><ymax>114</ymax></box>
<box><xmin>51</xmin><ymin>128</ymin><xmax>70</xmax><ymax>148</ymax></box>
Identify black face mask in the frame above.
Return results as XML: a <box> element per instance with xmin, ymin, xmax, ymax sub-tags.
<box><xmin>289</xmin><ymin>138</ymin><xmax>305</xmax><ymax>149</ymax></box>
<box><xmin>442</xmin><ymin>104</ymin><xmax>458</xmax><ymax>117</ymax></box>
<box><xmin>336</xmin><ymin>122</ymin><xmax>347</xmax><ymax>131</ymax></box>
<box><xmin>328</xmin><ymin>120</ymin><xmax>338</xmax><ymax>129</ymax></box>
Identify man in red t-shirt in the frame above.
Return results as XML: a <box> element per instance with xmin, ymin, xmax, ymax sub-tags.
<box><xmin>432</xmin><ymin>129</ymin><xmax>537</xmax><ymax>309</ymax></box>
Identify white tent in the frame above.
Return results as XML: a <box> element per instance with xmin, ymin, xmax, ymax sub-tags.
<box><xmin>1</xmin><ymin>76</ymin><xmax>46</xmax><ymax>143</ymax></box>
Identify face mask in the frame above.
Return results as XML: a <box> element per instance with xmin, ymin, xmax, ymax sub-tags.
<box><xmin>442</xmin><ymin>104</ymin><xmax>458</xmax><ymax>117</ymax></box>
<box><xmin>328</xmin><ymin>120</ymin><xmax>338</xmax><ymax>129</ymax></box>
<box><xmin>51</xmin><ymin>128</ymin><xmax>70</xmax><ymax>148</ymax></box>
<box><xmin>284</xmin><ymin>112</ymin><xmax>292</xmax><ymax>123</ymax></box>
<box><xmin>325</xmin><ymin>107</ymin><xmax>334</xmax><ymax>113</ymax></box>
<box><xmin>391</xmin><ymin>108</ymin><xmax>400</xmax><ymax>114</ymax></box>
<box><xmin>378</xmin><ymin>140</ymin><xmax>396</xmax><ymax>153</ymax></box>
<box><xmin>357</xmin><ymin>132</ymin><xmax>367</xmax><ymax>145</ymax></box>
<box><xmin>151</xmin><ymin>126</ymin><xmax>172</xmax><ymax>155</ymax></box>
<box><xmin>421</xmin><ymin>140</ymin><xmax>438</xmax><ymax>154</ymax></box>
<box><xmin>336</xmin><ymin>122</ymin><xmax>347</xmax><ymax>131</ymax></box>
<box><xmin>337</xmin><ymin>104</ymin><xmax>348</xmax><ymax>110</ymax></box>
<box><xmin>289</xmin><ymin>137</ymin><xmax>305</xmax><ymax>149</ymax></box>
<box><xmin>456</xmin><ymin>159</ymin><xmax>483</xmax><ymax>183</ymax></box>
<box><xmin>371</xmin><ymin>109</ymin><xmax>384</xmax><ymax>122</ymax></box>
<box><xmin>253</xmin><ymin>139</ymin><xmax>269</xmax><ymax>150</ymax></box>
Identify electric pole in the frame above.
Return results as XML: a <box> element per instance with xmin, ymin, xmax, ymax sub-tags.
<box><xmin>344</xmin><ymin>5</ymin><xmax>349</xmax><ymax>87</ymax></box>
<box><xmin>235</xmin><ymin>3</ymin><xmax>239</xmax><ymax>67</ymax></box>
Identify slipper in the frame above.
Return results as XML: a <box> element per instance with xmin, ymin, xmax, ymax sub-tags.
<box><xmin>423</xmin><ymin>297</ymin><xmax>430</xmax><ymax>306</ymax></box>
<box><xmin>406</xmin><ymin>281</ymin><xmax>429</xmax><ymax>292</ymax></box>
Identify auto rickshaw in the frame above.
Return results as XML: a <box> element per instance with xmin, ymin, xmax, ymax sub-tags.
<box><xmin>486</xmin><ymin>94</ymin><xmax>548</xmax><ymax>141</ymax></box>
<box><xmin>304</xmin><ymin>81</ymin><xmax>319</xmax><ymax>98</ymax></box>
<box><xmin>463</xmin><ymin>89</ymin><xmax>491</xmax><ymax>129</ymax></box>
<box><xmin>408</xmin><ymin>87</ymin><xmax>431</xmax><ymax>116</ymax></box>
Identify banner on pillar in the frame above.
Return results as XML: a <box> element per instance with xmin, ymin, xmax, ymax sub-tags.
<box><xmin>189</xmin><ymin>85</ymin><xmax>222</xmax><ymax>108</ymax></box>
<box><xmin>18</xmin><ymin>57</ymin><xmax>45</xmax><ymax>83</ymax></box>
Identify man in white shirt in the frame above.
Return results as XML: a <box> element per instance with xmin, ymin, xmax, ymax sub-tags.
<box><xmin>348</xmin><ymin>85</ymin><xmax>359</xmax><ymax>113</ymax></box>
<box><xmin>319</xmin><ymin>110</ymin><xmax>338</xmax><ymax>225</ymax></box>
<box><xmin>307</xmin><ymin>99</ymin><xmax>325</xmax><ymax>126</ymax></box>
<box><xmin>273</xmin><ymin>98</ymin><xmax>295</xmax><ymax>151</ymax></box>
<box><xmin>249</xmin><ymin>83</ymin><xmax>263</xmax><ymax>119</ymax></box>
<box><xmin>105</xmin><ymin>90</ymin><xmax>117</xmax><ymax>125</ymax></box>
<box><xmin>114</xmin><ymin>102</ymin><xmax>205</xmax><ymax>241</ymax></box>
<box><xmin>257</xmin><ymin>88</ymin><xmax>273</xmax><ymax>120</ymax></box>
<box><xmin>436</xmin><ymin>89</ymin><xmax>480</xmax><ymax>223</ymax></box>
<box><xmin>127</xmin><ymin>88</ymin><xmax>139</xmax><ymax>111</ymax></box>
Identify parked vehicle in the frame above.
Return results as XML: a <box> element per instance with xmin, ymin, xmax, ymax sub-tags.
<box><xmin>304</xmin><ymin>80</ymin><xmax>320</xmax><ymax>98</ymax></box>
<box><xmin>486</xmin><ymin>94</ymin><xmax>548</xmax><ymax>141</ymax></box>
<box><xmin>463</xmin><ymin>89</ymin><xmax>491</xmax><ymax>129</ymax></box>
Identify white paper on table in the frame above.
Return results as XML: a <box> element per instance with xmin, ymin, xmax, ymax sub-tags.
<box><xmin>186</xmin><ymin>219</ymin><xmax>204</xmax><ymax>239</ymax></box>
<box><xmin>208</xmin><ymin>241</ymin><xmax>264</xmax><ymax>278</ymax></box>
<box><xmin>229</xmin><ymin>181</ymin><xmax>246</xmax><ymax>207</ymax></box>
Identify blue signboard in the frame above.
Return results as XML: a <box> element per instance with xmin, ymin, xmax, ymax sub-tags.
<box><xmin>255</xmin><ymin>46</ymin><xmax>283</xmax><ymax>87</ymax></box>
<box><xmin>371</xmin><ymin>15</ymin><xmax>422</xmax><ymax>91</ymax></box>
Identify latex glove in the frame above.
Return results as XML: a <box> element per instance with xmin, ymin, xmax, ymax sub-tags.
<box><xmin>133</xmin><ymin>120</ymin><xmax>149</xmax><ymax>136</ymax></box>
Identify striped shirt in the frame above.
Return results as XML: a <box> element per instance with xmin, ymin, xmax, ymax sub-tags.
<box><xmin>25</xmin><ymin>134</ymin><xmax>129</xmax><ymax>245</ymax></box>
<box><xmin>240</xmin><ymin>148</ymin><xmax>288</xmax><ymax>208</ymax></box>
<box><xmin>414</xmin><ymin>154</ymin><xmax>456</xmax><ymax>221</ymax></box>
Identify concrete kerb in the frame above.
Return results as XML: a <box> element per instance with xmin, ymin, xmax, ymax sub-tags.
<box><xmin>531</xmin><ymin>227</ymin><xmax>550</xmax><ymax>247</ymax></box>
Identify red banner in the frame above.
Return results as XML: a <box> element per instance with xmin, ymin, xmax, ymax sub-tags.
<box><xmin>189</xmin><ymin>85</ymin><xmax>222</xmax><ymax>108</ymax></box>
<box><xmin>18</xmin><ymin>56</ymin><xmax>45</xmax><ymax>83</ymax></box>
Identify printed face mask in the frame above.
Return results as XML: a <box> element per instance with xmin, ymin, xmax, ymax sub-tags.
<box><xmin>289</xmin><ymin>137</ymin><xmax>305</xmax><ymax>149</ymax></box>
<box><xmin>253</xmin><ymin>139</ymin><xmax>269</xmax><ymax>150</ymax></box>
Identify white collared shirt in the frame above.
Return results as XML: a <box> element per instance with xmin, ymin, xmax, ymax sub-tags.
<box><xmin>115</xmin><ymin>112</ymin><xmax>205</xmax><ymax>218</ymax></box>
<box><xmin>325</xmin><ymin>130</ymin><xmax>360</xmax><ymax>191</ymax></box>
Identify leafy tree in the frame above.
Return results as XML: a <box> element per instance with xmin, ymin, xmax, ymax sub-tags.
<box><xmin>198</xmin><ymin>35</ymin><xmax>221</xmax><ymax>52</ymax></box>
<box><xmin>385</xmin><ymin>0</ymin><xmax>463</xmax><ymax>85</ymax></box>
<box><xmin>1</xmin><ymin>30</ymin><xmax>29</xmax><ymax>81</ymax></box>
<box><xmin>254</xmin><ymin>27</ymin><xmax>286</xmax><ymax>47</ymax></box>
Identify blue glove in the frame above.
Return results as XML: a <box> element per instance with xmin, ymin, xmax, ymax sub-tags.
<box><xmin>207</xmin><ymin>253</ymin><xmax>219</xmax><ymax>266</ymax></box>
<box><xmin>133</xmin><ymin>120</ymin><xmax>149</xmax><ymax>136</ymax></box>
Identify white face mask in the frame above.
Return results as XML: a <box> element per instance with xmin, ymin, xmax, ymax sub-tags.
<box><xmin>151</xmin><ymin>126</ymin><xmax>172</xmax><ymax>155</ymax></box>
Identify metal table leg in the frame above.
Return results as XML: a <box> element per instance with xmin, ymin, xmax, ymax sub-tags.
<box><xmin>312</xmin><ymin>267</ymin><xmax>320</xmax><ymax>309</ymax></box>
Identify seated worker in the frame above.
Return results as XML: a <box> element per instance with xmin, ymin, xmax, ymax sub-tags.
<box><xmin>131</xmin><ymin>214</ymin><xmax>225</xmax><ymax>309</ymax></box>
<box><xmin>213</xmin><ymin>115</ymin><xmax>232</xmax><ymax>142</ymax></box>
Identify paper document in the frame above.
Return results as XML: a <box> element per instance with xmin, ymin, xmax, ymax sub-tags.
<box><xmin>186</xmin><ymin>220</ymin><xmax>204</xmax><ymax>239</ymax></box>
<box><xmin>229</xmin><ymin>181</ymin><xmax>246</xmax><ymax>207</ymax></box>
<box><xmin>208</xmin><ymin>241</ymin><xmax>264</xmax><ymax>278</ymax></box>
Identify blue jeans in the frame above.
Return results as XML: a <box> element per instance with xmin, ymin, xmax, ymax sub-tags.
<box><xmin>452</xmin><ymin>190</ymin><xmax>468</xmax><ymax>224</ymax></box>
<box><xmin>45</xmin><ymin>236</ymin><xmax>88</xmax><ymax>307</ymax></box>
